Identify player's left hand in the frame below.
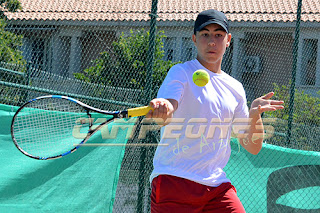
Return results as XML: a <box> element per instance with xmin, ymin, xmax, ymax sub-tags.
<box><xmin>250</xmin><ymin>92</ymin><xmax>284</xmax><ymax>116</ymax></box>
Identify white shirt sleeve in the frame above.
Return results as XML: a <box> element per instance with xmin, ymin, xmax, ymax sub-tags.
<box><xmin>157</xmin><ymin>64</ymin><xmax>188</xmax><ymax>103</ymax></box>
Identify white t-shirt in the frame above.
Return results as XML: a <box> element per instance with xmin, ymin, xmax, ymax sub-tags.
<box><xmin>150</xmin><ymin>59</ymin><xmax>249</xmax><ymax>187</ymax></box>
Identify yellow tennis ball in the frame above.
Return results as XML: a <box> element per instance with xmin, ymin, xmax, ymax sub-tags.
<box><xmin>192</xmin><ymin>69</ymin><xmax>210</xmax><ymax>87</ymax></box>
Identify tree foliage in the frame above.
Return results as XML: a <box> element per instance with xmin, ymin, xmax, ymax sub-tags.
<box><xmin>266</xmin><ymin>83</ymin><xmax>320</xmax><ymax>126</ymax></box>
<box><xmin>0</xmin><ymin>0</ymin><xmax>26</xmax><ymax>106</ymax></box>
<box><xmin>0</xmin><ymin>0</ymin><xmax>22</xmax><ymax>19</ymax></box>
<box><xmin>74</xmin><ymin>29</ymin><xmax>179</xmax><ymax>91</ymax></box>
<box><xmin>0</xmin><ymin>0</ymin><xmax>24</xmax><ymax>65</ymax></box>
<box><xmin>0</xmin><ymin>19</ymin><xmax>24</xmax><ymax>65</ymax></box>
<box><xmin>263</xmin><ymin>83</ymin><xmax>320</xmax><ymax>150</ymax></box>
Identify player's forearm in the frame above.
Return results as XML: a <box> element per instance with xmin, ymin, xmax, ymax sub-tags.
<box><xmin>162</xmin><ymin>99</ymin><xmax>178</xmax><ymax>126</ymax></box>
<box><xmin>239</xmin><ymin>111</ymin><xmax>264</xmax><ymax>155</ymax></box>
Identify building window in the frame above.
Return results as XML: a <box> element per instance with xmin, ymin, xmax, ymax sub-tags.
<box><xmin>164</xmin><ymin>37</ymin><xmax>195</xmax><ymax>62</ymax></box>
<box><xmin>164</xmin><ymin>37</ymin><xmax>175</xmax><ymax>61</ymax></box>
<box><xmin>167</xmin><ymin>49</ymin><xmax>174</xmax><ymax>61</ymax></box>
<box><xmin>22</xmin><ymin>36</ymin><xmax>50</xmax><ymax>72</ymax></box>
<box><xmin>222</xmin><ymin>39</ymin><xmax>233</xmax><ymax>75</ymax></box>
<box><xmin>301</xmin><ymin>39</ymin><xmax>317</xmax><ymax>86</ymax></box>
<box><xmin>180</xmin><ymin>38</ymin><xmax>194</xmax><ymax>62</ymax></box>
<box><xmin>31</xmin><ymin>39</ymin><xmax>45</xmax><ymax>66</ymax></box>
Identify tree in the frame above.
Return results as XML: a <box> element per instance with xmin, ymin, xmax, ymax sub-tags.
<box><xmin>0</xmin><ymin>0</ymin><xmax>24</xmax><ymax>65</ymax></box>
<box><xmin>263</xmin><ymin>83</ymin><xmax>320</xmax><ymax>150</ymax></box>
<box><xmin>0</xmin><ymin>0</ymin><xmax>26</xmax><ymax>106</ymax></box>
<box><xmin>74</xmin><ymin>29</ymin><xmax>179</xmax><ymax>92</ymax></box>
<box><xmin>266</xmin><ymin>83</ymin><xmax>320</xmax><ymax>126</ymax></box>
<box><xmin>0</xmin><ymin>0</ymin><xmax>21</xmax><ymax>17</ymax></box>
<box><xmin>0</xmin><ymin>19</ymin><xmax>24</xmax><ymax>65</ymax></box>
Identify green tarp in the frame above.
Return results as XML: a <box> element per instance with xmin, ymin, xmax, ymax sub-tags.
<box><xmin>226</xmin><ymin>139</ymin><xmax>320</xmax><ymax>212</ymax></box>
<box><xmin>0</xmin><ymin>104</ymin><xmax>128</xmax><ymax>212</ymax></box>
<box><xmin>0</xmin><ymin>104</ymin><xmax>320</xmax><ymax>212</ymax></box>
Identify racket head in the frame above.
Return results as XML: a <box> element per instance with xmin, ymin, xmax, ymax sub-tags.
<box><xmin>11</xmin><ymin>95</ymin><xmax>113</xmax><ymax>160</ymax></box>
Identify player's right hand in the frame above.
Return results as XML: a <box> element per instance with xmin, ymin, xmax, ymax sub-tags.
<box><xmin>146</xmin><ymin>98</ymin><xmax>177</xmax><ymax>126</ymax></box>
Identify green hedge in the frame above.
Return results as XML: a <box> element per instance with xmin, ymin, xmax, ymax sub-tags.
<box><xmin>264</xmin><ymin>83</ymin><xmax>320</xmax><ymax>151</ymax></box>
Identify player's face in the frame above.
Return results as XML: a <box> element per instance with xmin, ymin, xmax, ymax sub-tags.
<box><xmin>192</xmin><ymin>24</ymin><xmax>231</xmax><ymax>71</ymax></box>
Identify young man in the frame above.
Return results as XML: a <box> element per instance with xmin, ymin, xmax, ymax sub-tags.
<box><xmin>146</xmin><ymin>9</ymin><xmax>284</xmax><ymax>212</ymax></box>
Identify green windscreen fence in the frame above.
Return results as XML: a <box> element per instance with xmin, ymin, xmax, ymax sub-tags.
<box><xmin>0</xmin><ymin>0</ymin><xmax>320</xmax><ymax>212</ymax></box>
<box><xmin>1</xmin><ymin>104</ymin><xmax>320</xmax><ymax>212</ymax></box>
<box><xmin>0</xmin><ymin>104</ymin><xmax>130</xmax><ymax>212</ymax></box>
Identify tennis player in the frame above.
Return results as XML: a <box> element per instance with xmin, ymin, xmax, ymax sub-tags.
<box><xmin>146</xmin><ymin>9</ymin><xmax>284</xmax><ymax>212</ymax></box>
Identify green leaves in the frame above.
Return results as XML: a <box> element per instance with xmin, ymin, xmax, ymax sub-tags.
<box><xmin>0</xmin><ymin>0</ymin><xmax>22</xmax><ymax>20</ymax></box>
<box><xmin>267</xmin><ymin>82</ymin><xmax>320</xmax><ymax>126</ymax></box>
<box><xmin>264</xmin><ymin>82</ymin><xmax>320</xmax><ymax>150</ymax></box>
<box><xmin>5</xmin><ymin>0</ymin><xmax>22</xmax><ymax>12</ymax></box>
<box><xmin>74</xmin><ymin>29</ymin><xmax>178</xmax><ymax>95</ymax></box>
<box><xmin>0</xmin><ymin>19</ymin><xmax>25</xmax><ymax>66</ymax></box>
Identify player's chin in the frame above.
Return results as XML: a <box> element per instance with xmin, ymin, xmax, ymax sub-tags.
<box><xmin>204</xmin><ymin>54</ymin><xmax>222</xmax><ymax>62</ymax></box>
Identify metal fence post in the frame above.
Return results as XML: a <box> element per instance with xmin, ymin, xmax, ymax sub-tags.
<box><xmin>137</xmin><ymin>0</ymin><xmax>158</xmax><ymax>212</ymax></box>
<box><xmin>287</xmin><ymin>0</ymin><xmax>303</xmax><ymax>145</ymax></box>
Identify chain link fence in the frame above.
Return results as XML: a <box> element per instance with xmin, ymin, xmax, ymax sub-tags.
<box><xmin>0</xmin><ymin>0</ymin><xmax>319</xmax><ymax>212</ymax></box>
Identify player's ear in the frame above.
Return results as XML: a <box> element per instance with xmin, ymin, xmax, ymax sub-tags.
<box><xmin>226</xmin><ymin>33</ymin><xmax>232</xmax><ymax>47</ymax></box>
<box><xmin>192</xmin><ymin>34</ymin><xmax>197</xmax><ymax>44</ymax></box>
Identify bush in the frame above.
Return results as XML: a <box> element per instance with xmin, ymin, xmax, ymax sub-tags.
<box><xmin>266</xmin><ymin>83</ymin><xmax>320</xmax><ymax>126</ymax></box>
<box><xmin>0</xmin><ymin>20</ymin><xmax>25</xmax><ymax>66</ymax></box>
<box><xmin>0</xmin><ymin>0</ymin><xmax>27</xmax><ymax>105</ymax></box>
<box><xmin>264</xmin><ymin>83</ymin><xmax>320</xmax><ymax>151</ymax></box>
<box><xmin>74</xmin><ymin>29</ymin><xmax>179</xmax><ymax>94</ymax></box>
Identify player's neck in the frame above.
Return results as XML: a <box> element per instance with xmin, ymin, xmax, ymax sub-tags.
<box><xmin>196</xmin><ymin>57</ymin><xmax>222</xmax><ymax>74</ymax></box>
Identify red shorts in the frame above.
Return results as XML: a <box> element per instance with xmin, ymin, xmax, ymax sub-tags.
<box><xmin>151</xmin><ymin>175</ymin><xmax>246</xmax><ymax>213</ymax></box>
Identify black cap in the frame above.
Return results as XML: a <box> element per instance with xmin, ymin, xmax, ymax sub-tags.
<box><xmin>194</xmin><ymin>9</ymin><xmax>229</xmax><ymax>34</ymax></box>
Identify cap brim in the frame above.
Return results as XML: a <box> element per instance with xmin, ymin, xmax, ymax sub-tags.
<box><xmin>196</xmin><ymin>20</ymin><xmax>229</xmax><ymax>33</ymax></box>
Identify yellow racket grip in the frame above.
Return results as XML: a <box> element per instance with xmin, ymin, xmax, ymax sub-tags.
<box><xmin>127</xmin><ymin>106</ymin><xmax>153</xmax><ymax>117</ymax></box>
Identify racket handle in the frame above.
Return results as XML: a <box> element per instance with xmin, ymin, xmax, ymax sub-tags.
<box><xmin>127</xmin><ymin>106</ymin><xmax>153</xmax><ymax>117</ymax></box>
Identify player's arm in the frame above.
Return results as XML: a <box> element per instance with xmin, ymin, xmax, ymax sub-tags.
<box><xmin>238</xmin><ymin>92</ymin><xmax>284</xmax><ymax>155</ymax></box>
<box><xmin>146</xmin><ymin>98</ymin><xmax>178</xmax><ymax>126</ymax></box>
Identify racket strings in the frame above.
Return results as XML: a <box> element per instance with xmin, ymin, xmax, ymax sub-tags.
<box><xmin>13</xmin><ymin>98</ymin><xmax>89</xmax><ymax>158</ymax></box>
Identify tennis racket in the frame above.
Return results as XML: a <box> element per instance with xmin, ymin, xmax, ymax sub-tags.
<box><xmin>11</xmin><ymin>95</ymin><xmax>153</xmax><ymax>160</ymax></box>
